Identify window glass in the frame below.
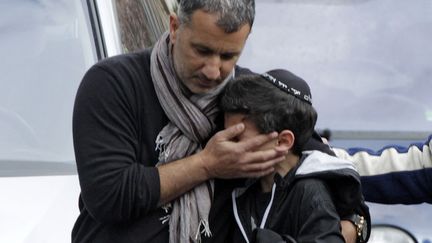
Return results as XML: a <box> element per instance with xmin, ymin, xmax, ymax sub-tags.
<box><xmin>116</xmin><ymin>0</ymin><xmax>170</xmax><ymax>52</ymax></box>
<box><xmin>103</xmin><ymin>0</ymin><xmax>171</xmax><ymax>55</ymax></box>
<box><xmin>239</xmin><ymin>0</ymin><xmax>432</xmax><ymax>140</ymax></box>
<box><xmin>0</xmin><ymin>0</ymin><xmax>97</xmax><ymax>162</ymax></box>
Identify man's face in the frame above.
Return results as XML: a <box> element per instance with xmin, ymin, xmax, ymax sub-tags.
<box><xmin>224</xmin><ymin>113</ymin><xmax>277</xmax><ymax>150</ymax></box>
<box><xmin>169</xmin><ymin>10</ymin><xmax>251</xmax><ymax>94</ymax></box>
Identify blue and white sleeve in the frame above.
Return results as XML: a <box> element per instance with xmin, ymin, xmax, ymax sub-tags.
<box><xmin>332</xmin><ymin>136</ymin><xmax>432</xmax><ymax>204</ymax></box>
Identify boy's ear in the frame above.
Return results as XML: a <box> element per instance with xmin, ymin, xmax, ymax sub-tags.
<box><xmin>278</xmin><ymin>130</ymin><xmax>295</xmax><ymax>150</ymax></box>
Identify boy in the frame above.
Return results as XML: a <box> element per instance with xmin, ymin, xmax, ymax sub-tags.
<box><xmin>220</xmin><ymin>69</ymin><xmax>370</xmax><ymax>243</ymax></box>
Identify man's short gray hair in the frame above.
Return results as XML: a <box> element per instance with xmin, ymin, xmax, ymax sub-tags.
<box><xmin>176</xmin><ymin>0</ymin><xmax>255</xmax><ymax>33</ymax></box>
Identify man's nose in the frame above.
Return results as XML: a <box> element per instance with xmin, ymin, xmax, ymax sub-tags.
<box><xmin>202</xmin><ymin>55</ymin><xmax>221</xmax><ymax>81</ymax></box>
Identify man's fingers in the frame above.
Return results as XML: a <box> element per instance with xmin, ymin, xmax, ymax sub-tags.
<box><xmin>217</xmin><ymin>123</ymin><xmax>245</xmax><ymax>141</ymax></box>
<box><xmin>232</xmin><ymin>155</ymin><xmax>285</xmax><ymax>178</ymax></box>
<box><xmin>244</xmin><ymin>155</ymin><xmax>285</xmax><ymax>171</ymax></box>
<box><xmin>239</xmin><ymin>147</ymin><xmax>287</xmax><ymax>165</ymax></box>
<box><xmin>239</xmin><ymin>132</ymin><xmax>279</xmax><ymax>151</ymax></box>
<box><xmin>274</xmin><ymin>144</ymin><xmax>290</xmax><ymax>153</ymax></box>
<box><xmin>241</xmin><ymin>156</ymin><xmax>284</xmax><ymax>178</ymax></box>
<box><xmin>243</xmin><ymin>168</ymin><xmax>275</xmax><ymax>178</ymax></box>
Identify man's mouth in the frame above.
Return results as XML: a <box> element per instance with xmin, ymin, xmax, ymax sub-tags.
<box><xmin>198</xmin><ymin>79</ymin><xmax>214</xmax><ymax>88</ymax></box>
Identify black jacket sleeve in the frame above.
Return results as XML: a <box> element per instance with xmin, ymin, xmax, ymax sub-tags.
<box><xmin>294</xmin><ymin>179</ymin><xmax>345</xmax><ymax>243</ymax></box>
<box><xmin>73</xmin><ymin>57</ymin><xmax>162</xmax><ymax>224</ymax></box>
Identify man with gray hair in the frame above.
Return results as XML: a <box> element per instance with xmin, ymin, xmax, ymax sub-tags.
<box><xmin>71</xmin><ymin>0</ymin><xmax>359</xmax><ymax>242</ymax></box>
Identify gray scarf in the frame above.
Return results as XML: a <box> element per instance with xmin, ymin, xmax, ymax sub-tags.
<box><xmin>150</xmin><ymin>32</ymin><xmax>232</xmax><ymax>243</ymax></box>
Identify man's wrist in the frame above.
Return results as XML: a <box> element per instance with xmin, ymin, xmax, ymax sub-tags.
<box><xmin>345</xmin><ymin>213</ymin><xmax>367</xmax><ymax>243</ymax></box>
<box><xmin>193</xmin><ymin>151</ymin><xmax>213</xmax><ymax>180</ymax></box>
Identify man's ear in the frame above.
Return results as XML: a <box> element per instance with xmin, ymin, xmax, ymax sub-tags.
<box><xmin>169</xmin><ymin>13</ymin><xmax>180</xmax><ymax>44</ymax></box>
<box><xmin>278</xmin><ymin>130</ymin><xmax>295</xmax><ymax>150</ymax></box>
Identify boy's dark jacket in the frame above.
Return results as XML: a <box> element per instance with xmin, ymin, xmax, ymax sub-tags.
<box><xmin>230</xmin><ymin>150</ymin><xmax>371</xmax><ymax>243</ymax></box>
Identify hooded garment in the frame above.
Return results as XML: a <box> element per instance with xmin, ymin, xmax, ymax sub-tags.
<box><xmin>231</xmin><ymin>150</ymin><xmax>371</xmax><ymax>243</ymax></box>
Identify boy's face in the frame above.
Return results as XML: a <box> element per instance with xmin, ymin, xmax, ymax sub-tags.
<box><xmin>224</xmin><ymin>113</ymin><xmax>277</xmax><ymax>150</ymax></box>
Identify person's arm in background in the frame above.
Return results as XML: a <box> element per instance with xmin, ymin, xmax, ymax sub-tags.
<box><xmin>333</xmin><ymin>135</ymin><xmax>432</xmax><ymax>204</ymax></box>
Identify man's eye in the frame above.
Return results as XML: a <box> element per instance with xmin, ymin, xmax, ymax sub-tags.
<box><xmin>196</xmin><ymin>48</ymin><xmax>212</xmax><ymax>56</ymax></box>
<box><xmin>221</xmin><ymin>54</ymin><xmax>235</xmax><ymax>60</ymax></box>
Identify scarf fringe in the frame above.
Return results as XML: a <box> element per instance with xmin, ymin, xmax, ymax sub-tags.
<box><xmin>159</xmin><ymin>203</ymin><xmax>172</xmax><ymax>224</ymax></box>
<box><xmin>155</xmin><ymin>134</ymin><xmax>164</xmax><ymax>151</ymax></box>
<box><xmin>159</xmin><ymin>214</ymin><xmax>171</xmax><ymax>225</ymax></box>
<box><xmin>195</xmin><ymin>219</ymin><xmax>212</xmax><ymax>241</ymax></box>
<box><xmin>155</xmin><ymin>134</ymin><xmax>169</xmax><ymax>163</ymax></box>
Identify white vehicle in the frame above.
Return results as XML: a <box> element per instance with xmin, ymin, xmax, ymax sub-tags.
<box><xmin>0</xmin><ymin>0</ymin><xmax>165</xmax><ymax>242</ymax></box>
<box><xmin>1</xmin><ymin>0</ymin><xmax>430</xmax><ymax>242</ymax></box>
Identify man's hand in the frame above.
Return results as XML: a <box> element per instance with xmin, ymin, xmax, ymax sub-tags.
<box><xmin>199</xmin><ymin>123</ymin><xmax>289</xmax><ymax>179</ymax></box>
<box><xmin>341</xmin><ymin>220</ymin><xmax>357</xmax><ymax>243</ymax></box>
<box><xmin>157</xmin><ymin>123</ymin><xmax>288</xmax><ymax>205</ymax></box>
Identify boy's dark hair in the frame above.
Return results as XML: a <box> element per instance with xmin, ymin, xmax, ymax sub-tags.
<box><xmin>220</xmin><ymin>69</ymin><xmax>317</xmax><ymax>155</ymax></box>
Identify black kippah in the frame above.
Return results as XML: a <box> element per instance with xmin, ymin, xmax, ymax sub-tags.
<box><xmin>261</xmin><ymin>69</ymin><xmax>312</xmax><ymax>105</ymax></box>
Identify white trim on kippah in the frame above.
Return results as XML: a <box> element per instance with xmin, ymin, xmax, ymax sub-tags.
<box><xmin>261</xmin><ymin>72</ymin><xmax>312</xmax><ymax>105</ymax></box>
